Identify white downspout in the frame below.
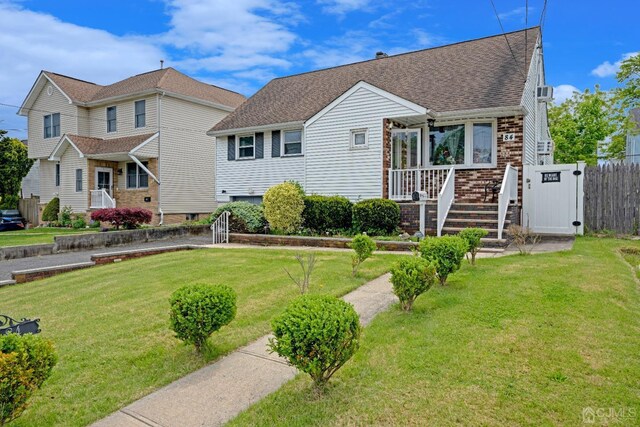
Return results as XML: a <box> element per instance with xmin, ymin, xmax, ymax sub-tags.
<box><xmin>157</xmin><ymin>92</ymin><xmax>165</xmax><ymax>225</ymax></box>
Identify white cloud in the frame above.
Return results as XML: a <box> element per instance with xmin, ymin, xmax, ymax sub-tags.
<box><xmin>412</xmin><ymin>29</ymin><xmax>447</xmax><ymax>48</ymax></box>
<box><xmin>301</xmin><ymin>31</ymin><xmax>379</xmax><ymax>69</ymax></box>
<box><xmin>317</xmin><ymin>0</ymin><xmax>371</xmax><ymax>16</ymax></box>
<box><xmin>553</xmin><ymin>84</ymin><xmax>580</xmax><ymax>105</ymax></box>
<box><xmin>591</xmin><ymin>52</ymin><xmax>638</xmax><ymax>78</ymax></box>
<box><xmin>497</xmin><ymin>6</ymin><xmax>535</xmax><ymax>21</ymax></box>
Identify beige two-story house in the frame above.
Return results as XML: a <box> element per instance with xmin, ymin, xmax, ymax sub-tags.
<box><xmin>19</xmin><ymin>67</ymin><xmax>245</xmax><ymax>224</ymax></box>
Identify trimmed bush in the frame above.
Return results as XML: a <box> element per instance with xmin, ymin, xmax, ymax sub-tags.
<box><xmin>169</xmin><ymin>284</ymin><xmax>237</xmax><ymax>352</ymax></box>
<box><xmin>350</xmin><ymin>234</ymin><xmax>377</xmax><ymax>276</ymax></box>
<box><xmin>0</xmin><ymin>333</ymin><xmax>57</xmax><ymax>425</ymax></box>
<box><xmin>269</xmin><ymin>295</ymin><xmax>361</xmax><ymax>387</ymax></box>
<box><xmin>90</xmin><ymin>208</ymin><xmax>152</xmax><ymax>230</ymax></box>
<box><xmin>458</xmin><ymin>228</ymin><xmax>489</xmax><ymax>265</ymax></box>
<box><xmin>71</xmin><ymin>215</ymin><xmax>87</xmax><ymax>230</ymax></box>
<box><xmin>303</xmin><ymin>195</ymin><xmax>352</xmax><ymax>233</ymax></box>
<box><xmin>391</xmin><ymin>257</ymin><xmax>437</xmax><ymax>311</ymax></box>
<box><xmin>419</xmin><ymin>236</ymin><xmax>467</xmax><ymax>285</ymax></box>
<box><xmin>41</xmin><ymin>197</ymin><xmax>60</xmax><ymax>222</ymax></box>
<box><xmin>211</xmin><ymin>202</ymin><xmax>266</xmax><ymax>233</ymax></box>
<box><xmin>352</xmin><ymin>199</ymin><xmax>400</xmax><ymax>235</ymax></box>
<box><xmin>59</xmin><ymin>205</ymin><xmax>72</xmax><ymax>227</ymax></box>
<box><xmin>263</xmin><ymin>182</ymin><xmax>305</xmax><ymax>234</ymax></box>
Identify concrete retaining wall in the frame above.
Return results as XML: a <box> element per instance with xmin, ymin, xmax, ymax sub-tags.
<box><xmin>228</xmin><ymin>233</ymin><xmax>417</xmax><ymax>252</ymax></box>
<box><xmin>0</xmin><ymin>244</ymin><xmax>55</xmax><ymax>261</ymax></box>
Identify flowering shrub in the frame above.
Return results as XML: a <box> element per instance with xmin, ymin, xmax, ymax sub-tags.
<box><xmin>90</xmin><ymin>208</ymin><xmax>152</xmax><ymax>230</ymax></box>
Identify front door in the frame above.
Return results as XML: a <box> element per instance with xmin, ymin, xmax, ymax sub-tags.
<box><xmin>391</xmin><ymin>129</ymin><xmax>422</xmax><ymax>169</ymax></box>
<box><xmin>95</xmin><ymin>168</ymin><xmax>113</xmax><ymax>196</ymax></box>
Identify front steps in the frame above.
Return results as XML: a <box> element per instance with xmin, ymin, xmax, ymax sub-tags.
<box><xmin>441</xmin><ymin>203</ymin><xmax>513</xmax><ymax>248</ymax></box>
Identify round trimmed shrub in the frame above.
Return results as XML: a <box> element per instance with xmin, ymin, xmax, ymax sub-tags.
<box><xmin>169</xmin><ymin>284</ymin><xmax>237</xmax><ymax>352</ymax></box>
<box><xmin>390</xmin><ymin>257</ymin><xmax>437</xmax><ymax>311</ymax></box>
<box><xmin>418</xmin><ymin>236</ymin><xmax>468</xmax><ymax>285</ymax></box>
<box><xmin>0</xmin><ymin>333</ymin><xmax>57</xmax><ymax>425</ymax></box>
<box><xmin>263</xmin><ymin>182</ymin><xmax>305</xmax><ymax>234</ymax></box>
<box><xmin>352</xmin><ymin>199</ymin><xmax>400</xmax><ymax>235</ymax></box>
<box><xmin>350</xmin><ymin>234</ymin><xmax>377</xmax><ymax>276</ymax></box>
<box><xmin>303</xmin><ymin>195</ymin><xmax>352</xmax><ymax>233</ymax></box>
<box><xmin>458</xmin><ymin>227</ymin><xmax>489</xmax><ymax>265</ymax></box>
<box><xmin>269</xmin><ymin>295</ymin><xmax>361</xmax><ymax>387</ymax></box>
<box><xmin>211</xmin><ymin>202</ymin><xmax>266</xmax><ymax>233</ymax></box>
<box><xmin>41</xmin><ymin>197</ymin><xmax>60</xmax><ymax>222</ymax></box>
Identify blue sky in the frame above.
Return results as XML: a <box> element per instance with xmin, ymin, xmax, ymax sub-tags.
<box><xmin>0</xmin><ymin>0</ymin><xmax>638</xmax><ymax>139</ymax></box>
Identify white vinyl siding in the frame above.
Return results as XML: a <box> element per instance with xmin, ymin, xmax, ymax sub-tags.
<box><xmin>21</xmin><ymin>159</ymin><xmax>40</xmax><ymax>198</ymax></box>
<box><xmin>160</xmin><ymin>96</ymin><xmax>226</xmax><ymax>214</ymax></box>
<box><xmin>521</xmin><ymin>38</ymin><xmax>542</xmax><ymax>166</ymax></box>
<box><xmin>305</xmin><ymin>86</ymin><xmax>422</xmax><ymax>201</ymax></box>
<box><xmin>27</xmin><ymin>83</ymin><xmax>78</xmax><ymax>159</ymax></box>
<box><xmin>39</xmin><ymin>160</ymin><xmax>59</xmax><ymax>204</ymax></box>
<box><xmin>88</xmin><ymin>95</ymin><xmax>157</xmax><ymax>138</ymax></box>
<box><xmin>216</xmin><ymin>129</ymin><xmax>305</xmax><ymax>203</ymax></box>
<box><xmin>58</xmin><ymin>146</ymin><xmax>88</xmax><ymax>212</ymax></box>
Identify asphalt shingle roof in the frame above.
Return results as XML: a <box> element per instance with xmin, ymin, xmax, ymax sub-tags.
<box><xmin>66</xmin><ymin>133</ymin><xmax>156</xmax><ymax>155</ymax></box>
<box><xmin>45</xmin><ymin>68</ymin><xmax>246</xmax><ymax>109</ymax></box>
<box><xmin>211</xmin><ymin>27</ymin><xmax>540</xmax><ymax>133</ymax></box>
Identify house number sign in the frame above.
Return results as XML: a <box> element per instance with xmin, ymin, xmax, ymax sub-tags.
<box><xmin>541</xmin><ymin>171</ymin><xmax>561</xmax><ymax>183</ymax></box>
<box><xmin>503</xmin><ymin>133</ymin><xmax>515</xmax><ymax>141</ymax></box>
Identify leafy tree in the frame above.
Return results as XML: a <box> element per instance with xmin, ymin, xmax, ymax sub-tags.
<box><xmin>606</xmin><ymin>54</ymin><xmax>640</xmax><ymax>160</ymax></box>
<box><xmin>0</xmin><ymin>130</ymin><xmax>33</xmax><ymax>208</ymax></box>
<box><xmin>548</xmin><ymin>87</ymin><xmax>616</xmax><ymax>165</ymax></box>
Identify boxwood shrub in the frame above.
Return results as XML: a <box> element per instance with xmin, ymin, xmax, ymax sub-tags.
<box><xmin>211</xmin><ymin>201</ymin><xmax>266</xmax><ymax>233</ymax></box>
<box><xmin>169</xmin><ymin>284</ymin><xmax>237</xmax><ymax>352</ymax></box>
<box><xmin>263</xmin><ymin>182</ymin><xmax>305</xmax><ymax>234</ymax></box>
<box><xmin>269</xmin><ymin>295</ymin><xmax>360</xmax><ymax>387</ymax></box>
<box><xmin>418</xmin><ymin>236</ymin><xmax>468</xmax><ymax>285</ymax></box>
<box><xmin>0</xmin><ymin>333</ymin><xmax>57</xmax><ymax>425</ymax></box>
<box><xmin>303</xmin><ymin>195</ymin><xmax>352</xmax><ymax>233</ymax></box>
<box><xmin>390</xmin><ymin>256</ymin><xmax>437</xmax><ymax>311</ymax></box>
<box><xmin>352</xmin><ymin>198</ymin><xmax>400</xmax><ymax>235</ymax></box>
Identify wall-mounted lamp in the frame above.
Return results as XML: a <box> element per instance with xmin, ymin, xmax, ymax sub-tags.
<box><xmin>427</xmin><ymin>118</ymin><xmax>435</xmax><ymax>128</ymax></box>
<box><xmin>117</xmin><ymin>169</ymin><xmax>123</xmax><ymax>175</ymax></box>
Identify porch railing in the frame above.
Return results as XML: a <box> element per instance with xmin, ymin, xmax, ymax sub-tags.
<box><xmin>497</xmin><ymin>163</ymin><xmax>518</xmax><ymax>240</ymax></box>
<box><xmin>211</xmin><ymin>211</ymin><xmax>230</xmax><ymax>244</ymax></box>
<box><xmin>436</xmin><ymin>167</ymin><xmax>455</xmax><ymax>237</ymax></box>
<box><xmin>388</xmin><ymin>168</ymin><xmax>449</xmax><ymax>201</ymax></box>
<box><xmin>90</xmin><ymin>189</ymin><xmax>116</xmax><ymax>209</ymax></box>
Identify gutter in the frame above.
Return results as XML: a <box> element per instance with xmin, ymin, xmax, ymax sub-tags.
<box><xmin>433</xmin><ymin>105</ymin><xmax>526</xmax><ymax>121</ymax></box>
<box><xmin>207</xmin><ymin>121</ymin><xmax>305</xmax><ymax>137</ymax></box>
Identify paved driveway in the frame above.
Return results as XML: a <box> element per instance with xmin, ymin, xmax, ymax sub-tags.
<box><xmin>0</xmin><ymin>236</ymin><xmax>212</xmax><ymax>281</ymax></box>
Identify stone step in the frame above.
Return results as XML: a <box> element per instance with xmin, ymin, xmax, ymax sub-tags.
<box><xmin>450</xmin><ymin>203</ymin><xmax>499</xmax><ymax>212</ymax></box>
<box><xmin>0</xmin><ymin>279</ymin><xmax>16</xmax><ymax>287</ymax></box>
<box><xmin>480</xmin><ymin>237</ymin><xmax>509</xmax><ymax>248</ymax></box>
<box><xmin>443</xmin><ymin>226</ymin><xmax>499</xmax><ymax>239</ymax></box>
<box><xmin>444</xmin><ymin>219</ymin><xmax>510</xmax><ymax>229</ymax></box>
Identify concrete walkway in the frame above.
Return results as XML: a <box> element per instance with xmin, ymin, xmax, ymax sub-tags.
<box><xmin>92</xmin><ymin>274</ymin><xmax>397</xmax><ymax>427</ymax></box>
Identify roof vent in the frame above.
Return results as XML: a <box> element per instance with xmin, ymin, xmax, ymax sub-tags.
<box><xmin>375</xmin><ymin>51</ymin><xmax>388</xmax><ymax>59</ymax></box>
<box><xmin>160</xmin><ymin>59</ymin><xmax>164</xmax><ymax>69</ymax></box>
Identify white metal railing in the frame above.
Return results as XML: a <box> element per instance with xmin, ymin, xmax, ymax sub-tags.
<box><xmin>436</xmin><ymin>167</ymin><xmax>455</xmax><ymax>236</ymax></box>
<box><xmin>211</xmin><ymin>211</ymin><xmax>230</xmax><ymax>244</ymax></box>
<box><xmin>90</xmin><ymin>189</ymin><xmax>116</xmax><ymax>209</ymax></box>
<box><xmin>388</xmin><ymin>168</ymin><xmax>449</xmax><ymax>201</ymax></box>
<box><xmin>497</xmin><ymin>163</ymin><xmax>519</xmax><ymax>240</ymax></box>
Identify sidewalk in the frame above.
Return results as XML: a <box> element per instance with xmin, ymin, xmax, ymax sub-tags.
<box><xmin>92</xmin><ymin>274</ymin><xmax>397</xmax><ymax>427</ymax></box>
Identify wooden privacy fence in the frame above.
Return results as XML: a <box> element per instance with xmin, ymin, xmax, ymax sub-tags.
<box><xmin>18</xmin><ymin>196</ymin><xmax>40</xmax><ymax>226</ymax></box>
<box><xmin>584</xmin><ymin>164</ymin><xmax>640</xmax><ymax>234</ymax></box>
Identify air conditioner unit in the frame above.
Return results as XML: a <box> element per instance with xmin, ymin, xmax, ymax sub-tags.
<box><xmin>537</xmin><ymin>86</ymin><xmax>553</xmax><ymax>101</ymax></box>
<box><xmin>537</xmin><ymin>140</ymin><xmax>553</xmax><ymax>154</ymax></box>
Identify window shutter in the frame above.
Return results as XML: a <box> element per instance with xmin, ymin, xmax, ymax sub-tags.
<box><xmin>255</xmin><ymin>132</ymin><xmax>264</xmax><ymax>159</ymax></box>
<box><xmin>227</xmin><ymin>135</ymin><xmax>236</xmax><ymax>161</ymax></box>
<box><xmin>272</xmin><ymin>130</ymin><xmax>281</xmax><ymax>157</ymax></box>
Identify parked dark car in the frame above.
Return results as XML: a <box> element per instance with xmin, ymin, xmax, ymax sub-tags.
<box><xmin>0</xmin><ymin>209</ymin><xmax>26</xmax><ymax>232</ymax></box>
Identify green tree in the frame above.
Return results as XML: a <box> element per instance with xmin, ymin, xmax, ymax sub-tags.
<box><xmin>605</xmin><ymin>54</ymin><xmax>640</xmax><ymax>160</ymax></box>
<box><xmin>549</xmin><ymin>87</ymin><xmax>616</xmax><ymax>165</ymax></box>
<box><xmin>0</xmin><ymin>130</ymin><xmax>33</xmax><ymax>208</ymax></box>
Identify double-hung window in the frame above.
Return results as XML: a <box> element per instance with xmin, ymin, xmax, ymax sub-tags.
<box><xmin>75</xmin><ymin>169</ymin><xmax>83</xmax><ymax>192</ymax></box>
<box><xmin>135</xmin><ymin>100</ymin><xmax>146</xmax><ymax>128</ymax></box>
<box><xmin>428</xmin><ymin>120</ymin><xmax>495</xmax><ymax>167</ymax></box>
<box><xmin>55</xmin><ymin>163</ymin><xmax>60</xmax><ymax>187</ymax></box>
<box><xmin>107</xmin><ymin>106</ymin><xmax>117</xmax><ymax>133</ymax></box>
<box><xmin>282</xmin><ymin>130</ymin><xmax>302</xmax><ymax>156</ymax></box>
<box><xmin>238</xmin><ymin>135</ymin><xmax>255</xmax><ymax>159</ymax></box>
<box><xmin>44</xmin><ymin>113</ymin><xmax>60</xmax><ymax>138</ymax></box>
<box><xmin>126</xmin><ymin>162</ymin><xmax>149</xmax><ymax>189</ymax></box>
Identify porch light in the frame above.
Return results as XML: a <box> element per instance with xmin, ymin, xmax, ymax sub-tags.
<box><xmin>427</xmin><ymin>118</ymin><xmax>435</xmax><ymax>128</ymax></box>
<box><xmin>117</xmin><ymin>169</ymin><xmax>123</xmax><ymax>175</ymax></box>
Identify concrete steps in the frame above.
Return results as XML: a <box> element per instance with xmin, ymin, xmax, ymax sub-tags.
<box><xmin>441</xmin><ymin>202</ymin><xmax>513</xmax><ymax>247</ymax></box>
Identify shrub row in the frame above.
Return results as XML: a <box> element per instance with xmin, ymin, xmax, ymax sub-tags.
<box><xmin>211</xmin><ymin>202</ymin><xmax>266</xmax><ymax>233</ymax></box>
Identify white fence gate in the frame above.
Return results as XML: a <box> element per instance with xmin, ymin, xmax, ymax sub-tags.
<box><xmin>522</xmin><ymin>162</ymin><xmax>585</xmax><ymax>235</ymax></box>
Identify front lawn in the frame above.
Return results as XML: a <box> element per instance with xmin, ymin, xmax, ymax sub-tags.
<box><xmin>0</xmin><ymin>227</ymin><xmax>98</xmax><ymax>247</ymax></box>
<box><xmin>230</xmin><ymin>238</ymin><xmax>640</xmax><ymax>426</ymax></box>
<box><xmin>1</xmin><ymin>248</ymin><xmax>401</xmax><ymax>426</ymax></box>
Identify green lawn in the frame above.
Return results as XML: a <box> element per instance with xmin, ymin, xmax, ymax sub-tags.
<box><xmin>1</xmin><ymin>248</ymin><xmax>401</xmax><ymax>427</ymax></box>
<box><xmin>0</xmin><ymin>227</ymin><xmax>97</xmax><ymax>247</ymax></box>
<box><xmin>230</xmin><ymin>238</ymin><xmax>640</xmax><ymax>426</ymax></box>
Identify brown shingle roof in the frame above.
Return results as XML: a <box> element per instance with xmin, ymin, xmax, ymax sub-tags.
<box><xmin>66</xmin><ymin>133</ymin><xmax>156</xmax><ymax>155</ymax></box>
<box><xmin>211</xmin><ymin>28</ymin><xmax>540</xmax><ymax>133</ymax></box>
<box><xmin>44</xmin><ymin>68</ymin><xmax>245</xmax><ymax>109</ymax></box>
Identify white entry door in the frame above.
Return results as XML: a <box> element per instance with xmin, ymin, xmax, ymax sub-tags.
<box><xmin>95</xmin><ymin>167</ymin><xmax>113</xmax><ymax>196</ymax></box>
<box><xmin>522</xmin><ymin>163</ymin><xmax>585</xmax><ymax>235</ymax></box>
